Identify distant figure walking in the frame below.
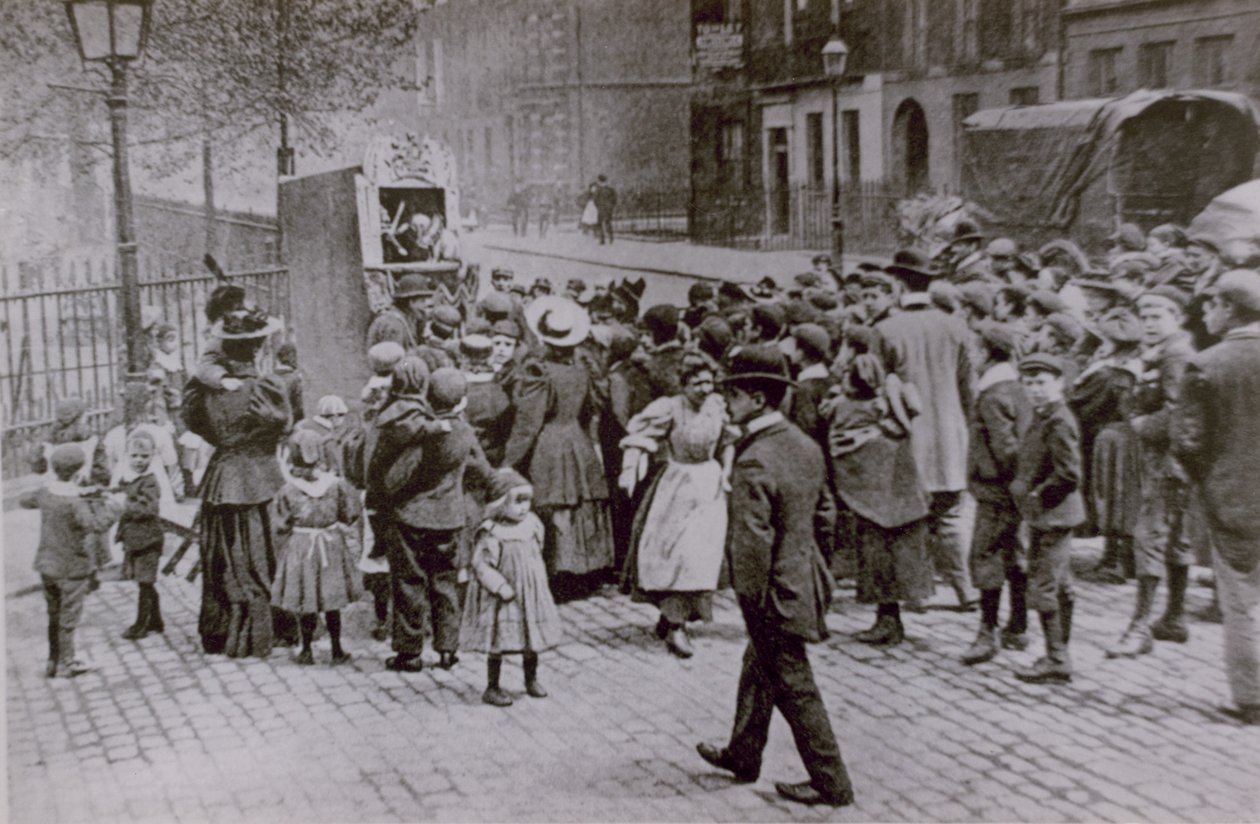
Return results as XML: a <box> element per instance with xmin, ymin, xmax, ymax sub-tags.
<box><xmin>594</xmin><ymin>174</ymin><xmax>618</xmax><ymax>245</ymax></box>
<box><xmin>579</xmin><ymin>184</ymin><xmax>599</xmax><ymax>238</ymax></box>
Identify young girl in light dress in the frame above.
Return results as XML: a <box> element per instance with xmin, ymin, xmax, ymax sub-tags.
<box><xmin>460</xmin><ymin>469</ymin><xmax>564</xmax><ymax>706</ymax></box>
<box><xmin>271</xmin><ymin>429</ymin><xmax>363</xmax><ymax>665</ymax></box>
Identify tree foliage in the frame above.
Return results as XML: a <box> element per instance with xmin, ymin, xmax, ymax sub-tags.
<box><xmin>1</xmin><ymin>0</ymin><xmax>424</xmax><ymax>177</ymax></box>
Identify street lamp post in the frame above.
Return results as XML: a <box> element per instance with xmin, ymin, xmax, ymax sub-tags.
<box><xmin>65</xmin><ymin>0</ymin><xmax>155</xmax><ymax>424</ymax></box>
<box><xmin>822</xmin><ymin>37</ymin><xmax>849</xmax><ymax>267</ymax></box>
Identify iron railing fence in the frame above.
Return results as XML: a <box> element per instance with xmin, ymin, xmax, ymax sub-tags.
<box><xmin>1</xmin><ymin>263</ymin><xmax>291</xmax><ymax>479</ymax></box>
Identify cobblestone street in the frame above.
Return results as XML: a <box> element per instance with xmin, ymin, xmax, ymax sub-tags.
<box><xmin>6</xmin><ymin>517</ymin><xmax>1258</xmax><ymax>824</ymax></box>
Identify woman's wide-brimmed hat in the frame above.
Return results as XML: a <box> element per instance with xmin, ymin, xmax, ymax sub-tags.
<box><xmin>525</xmin><ymin>295</ymin><xmax>591</xmax><ymax>348</ymax></box>
<box><xmin>212</xmin><ymin>307</ymin><xmax>283</xmax><ymax>340</ymax></box>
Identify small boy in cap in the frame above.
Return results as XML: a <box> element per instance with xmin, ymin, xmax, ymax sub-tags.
<box><xmin>1010</xmin><ymin>352</ymin><xmax>1085</xmax><ymax>683</ymax></box>
<box><xmin>960</xmin><ymin>322</ymin><xmax>1032</xmax><ymax>665</ymax></box>
<box><xmin>20</xmin><ymin>445</ymin><xmax>122</xmax><ymax>677</ymax></box>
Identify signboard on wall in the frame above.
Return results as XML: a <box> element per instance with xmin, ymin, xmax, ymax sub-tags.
<box><xmin>694</xmin><ymin>22</ymin><xmax>743</xmax><ymax>71</ymax></box>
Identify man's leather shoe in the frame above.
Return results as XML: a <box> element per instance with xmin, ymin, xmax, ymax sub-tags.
<box><xmin>855</xmin><ymin>617</ymin><xmax>904</xmax><ymax>646</ymax></box>
<box><xmin>1219</xmin><ymin>704</ymin><xmax>1260</xmax><ymax>725</ymax></box>
<box><xmin>695</xmin><ymin>742</ymin><xmax>757</xmax><ymax>783</ymax></box>
<box><xmin>774</xmin><ymin>781</ymin><xmax>854</xmax><ymax>807</ymax></box>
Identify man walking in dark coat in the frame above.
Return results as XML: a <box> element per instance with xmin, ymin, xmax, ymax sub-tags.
<box><xmin>696</xmin><ymin>345</ymin><xmax>854</xmax><ymax>807</ymax></box>
<box><xmin>594</xmin><ymin>174</ymin><xmax>617</xmax><ymax>245</ymax></box>
<box><xmin>1172</xmin><ymin>269</ymin><xmax>1260</xmax><ymax>725</ymax></box>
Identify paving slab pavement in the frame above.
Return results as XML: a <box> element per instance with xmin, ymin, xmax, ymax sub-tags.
<box><xmin>5</xmin><ymin>502</ymin><xmax>1258</xmax><ymax>823</ymax></box>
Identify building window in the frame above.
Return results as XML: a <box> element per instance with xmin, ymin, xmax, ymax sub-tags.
<box><xmin>841</xmin><ymin>109</ymin><xmax>861</xmax><ymax>185</ymax></box>
<box><xmin>484</xmin><ymin>127</ymin><xmax>493</xmax><ymax>173</ymax></box>
<box><xmin>1089</xmin><ymin>47</ymin><xmax>1121</xmax><ymax>96</ymax></box>
<box><xmin>1194</xmin><ymin>35</ymin><xmax>1232</xmax><ymax>86</ymax></box>
<box><xmin>718</xmin><ymin>120</ymin><xmax>744</xmax><ymax>166</ymax></box>
<box><xmin>783</xmin><ymin>0</ymin><xmax>793</xmax><ymax>45</ymax></box>
<box><xmin>806</xmin><ymin>112</ymin><xmax>825</xmax><ymax>188</ymax></box>
<box><xmin>1139</xmin><ymin>41</ymin><xmax>1174</xmax><ymax>89</ymax></box>
<box><xmin>1010</xmin><ymin>86</ymin><xmax>1039</xmax><ymax>106</ymax></box>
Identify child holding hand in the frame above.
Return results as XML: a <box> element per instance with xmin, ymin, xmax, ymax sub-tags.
<box><xmin>460</xmin><ymin>469</ymin><xmax>563</xmax><ymax>706</ymax></box>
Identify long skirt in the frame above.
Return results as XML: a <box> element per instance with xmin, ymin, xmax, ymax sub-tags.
<box><xmin>199</xmin><ymin>503</ymin><xmax>278</xmax><ymax>658</ymax></box>
<box><xmin>855</xmin><ymin>516</ymin><xmax>932</xmax><ymax>604</ymax></box>
<box><xmin>540</xmin><ymin>500</ymin><xmax>614</xmax><ymax>577</ymax></box>
<box><xmin>1092</xmin><ymin>423</ymin><xmax>1142</xmax><ymax>537</ymax></box>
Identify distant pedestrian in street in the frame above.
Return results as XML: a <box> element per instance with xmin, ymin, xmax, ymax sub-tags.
<box><xmin>1172</xmin><ymin>269</ymin><xmax>1260</xmax><ymax>726</ymax></box>
<box><xmin>509</xmin><ymin>184</ymin><xmax>530</xmax><ymax>237</ymax></box>
<box><xmin>697</xmin><ymin>345</ymin><xmax>855</xmax><ymax>808</ymax></box>
<box><xmin>20</xmin><ymin>444</ymin><xmax>120</xmax><ymax>678</ymax></box>
<box><xmin>271</xmin><ymin>429</ymin><xmax>363</xmax><ymax>666</ymax></box>
<box><xmin>461</xmin><ymin>469</ymin><xmax>563</xmax><ymax>707</ymax></box>
<box><xmin>579</xmin><ymin>184</ymin><xmax>600</xmax><ymax>238</ymax></box>
<box><xmin>538</xmin><ymin>185</ymin><xmax>559</xmax><ymax>238</ymax></box>
<box><xmin>594</xmin><ymin>174</ymin><xmax>618</xmax><ymax>245</ymax></box>
<box><xmin>116</xmin><ymin>431</ymin><xmax>168</xmax><ymax>641</ymax></box>
<box><xmin>1011</xmin><ymin>352</ymin><xmax>1084</xmax><ymax>684</ymax></box>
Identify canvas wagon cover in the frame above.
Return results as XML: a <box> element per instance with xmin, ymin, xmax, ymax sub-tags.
<box><xmin>961</xmin><ymin>90</ymin><xmax>1260</xmax><ymax>234</ymax></box>
<box><xmin>1188</xmin><ymin>180</ymin><xmax>1260</xmax><ymax>246</ymax></box>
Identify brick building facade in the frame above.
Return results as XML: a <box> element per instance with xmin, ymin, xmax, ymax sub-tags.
<box><xmin>689</xmin><ymin>0</ymin><xmax>1061</xmax><ymax>246</ymax></box>
<box><xmin>1062</xmin><ymin>0</ymin><xmax>1260</xmax><ymax>104</ymax></box>
<box><xmin>402</xmin><ymin>0</ymin><xmax>692</xmax><ymax>218</ymax></box>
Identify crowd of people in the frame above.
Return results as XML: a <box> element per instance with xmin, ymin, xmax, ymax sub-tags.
<box><xmin>21</xmin><ymin>217</ymin><xmax>1260</xmax><ymax>807</ymax></box>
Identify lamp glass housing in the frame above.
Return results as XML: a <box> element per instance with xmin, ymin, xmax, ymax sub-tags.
<box><xmin>822</xmin><ymin>38</ymin><xmax>849</xmax><ymax>78</ymax></box>
<box><xmin>66</xmin><ymin>0</ymin><xmax>152</xmax><ymax>62</ymax></box>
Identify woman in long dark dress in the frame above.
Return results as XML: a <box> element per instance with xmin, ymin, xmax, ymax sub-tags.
<box><xmin>183</xmin><ymin>309</ymin><xmax>291</xmax><ymax>658</ymax></box>
<box><xmin>503</xmin><ymin>296</ymin><xmax>614</xmax><ymax>598</ymax></box>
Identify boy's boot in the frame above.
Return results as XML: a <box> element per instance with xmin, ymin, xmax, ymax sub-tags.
<box><xmin>47</xmin><ymin>618</ymin><xmax>61</xmax><ymax>678</ymax></box>
<box><xmin>148</xmin><ymin>587</ymin><xmax>164</xmax><ymax>634</ymax></box>
<box><xmin>1002</xmin><ymin>568</ymin><xmax>1029</xmax><ymax>650</ymax></box>
<box><xmin>1015</xmin><ymin>611</ymin><xmax>1072</xmax><ymax>684</ymax></box>
<box><xmin>523</xmin><ymin>652</ymin><xmax>548</xmax><ymax>698</ymax></box>
<box><xmin>1058</xmin><ymin>589</ymin><xmax>1075</xmax><ymax>645</ymax></box>
<box><xmin>122</xmin><ymin>589</ymin><xmax>149</xmax><ymax>640</ymax></box>
<box><xmin>1093</xmin><ymin>535</ymin><xmax>1124</xmax><ymax>583</ymax></box>
<box><xmin>483</xmin><ymin>655</ymin><xmax>513</xmax><ymax>706</ymax></box>
<box><xmin>1151</xmin><ymin>563</ymin><xmax>1190</xmax><ymax>643</ymax></box>
<box><xmin>961</xmin><ymin>590</ymin><xmax>1001</xmax><ymax>665</ymax></box>
<box><xmin>1107</xmin><ymin>576</ymin><xmax>1156</xmax><ymax>658</ymax></box>
<box><xmin>855</xmin><ymin>603</ymin><xmax>904</xmax><ymax>646</ymax></box>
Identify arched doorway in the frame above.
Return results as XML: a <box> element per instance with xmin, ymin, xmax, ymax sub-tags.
<box><xmin>891</xmin><ymin>99</ymin><xmax>930</xmax><ymax>196</ymax></box>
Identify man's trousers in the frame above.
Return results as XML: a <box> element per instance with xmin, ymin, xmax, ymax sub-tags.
<box><xmin>725</xmin><ymin>615</ymin><xmax>853</xmax><ymax>798</ymax></box>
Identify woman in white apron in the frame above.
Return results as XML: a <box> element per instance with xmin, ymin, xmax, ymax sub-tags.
<box><xmin>619</xmin><ymin>356</ymin><xmax>736</xmax><ymax>658</ymax></box>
